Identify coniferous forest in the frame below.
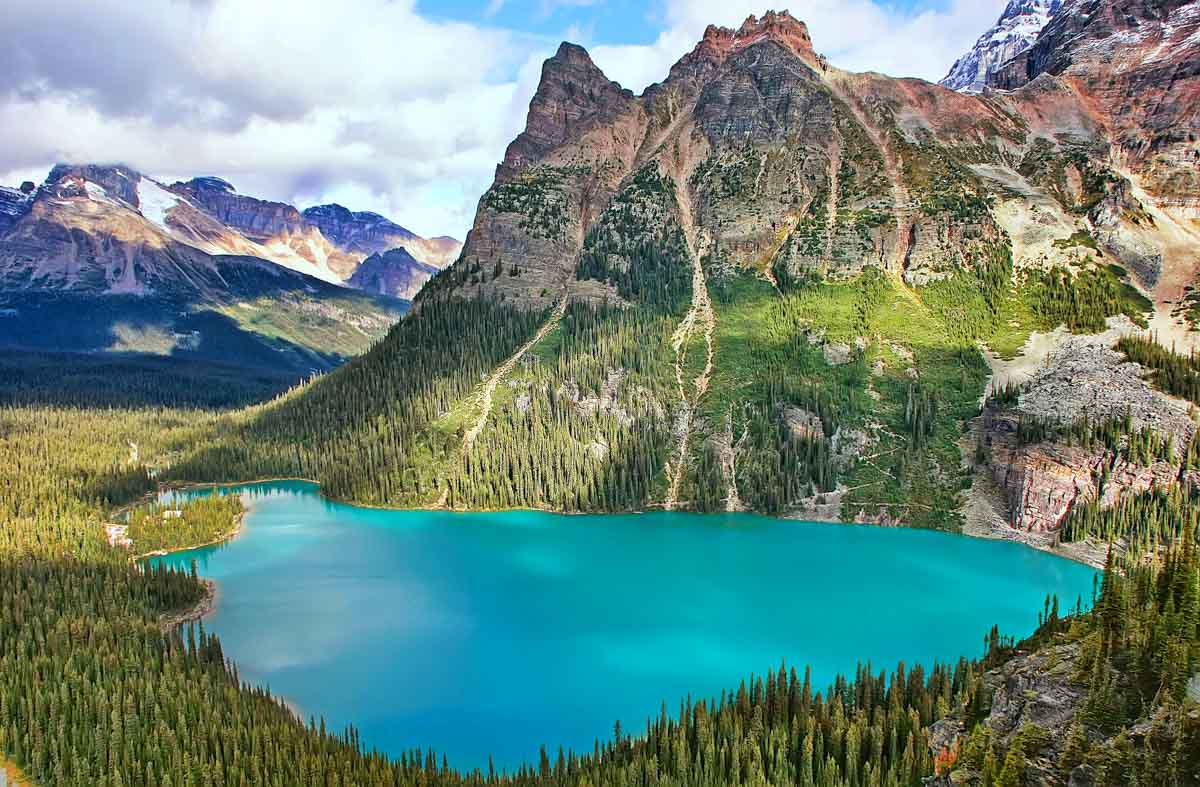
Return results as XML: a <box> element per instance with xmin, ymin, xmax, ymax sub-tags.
<box><xmin>1</xmin><ymin>397</ymin><xmax>1195</xmax><ymax>786</ymax></box>
<box><xmin>1</xmin><ymin>253</ymin><xmax>1198</xmax><ymax>784</ymax></box>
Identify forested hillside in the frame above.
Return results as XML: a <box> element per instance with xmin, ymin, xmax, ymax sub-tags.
<box><xmin>0</xmin><ymin>403</ymin><xmax>1195</xmax><ymax>785</ymax></box>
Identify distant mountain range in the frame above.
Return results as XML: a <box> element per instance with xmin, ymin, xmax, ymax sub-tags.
<box><xmin>940</xmin><ymin>0</ymin><xmax>1061</xmax><ymax>93</ymax></box>
<box><xmin>0</xmin><ymin>165</ymin><xmax>459</xmax><ymax>297</ymax></box>
<box><xmin>0</xmin><ymin>163</ymin><xmax>463</xmax><ymax>389</ymax></box>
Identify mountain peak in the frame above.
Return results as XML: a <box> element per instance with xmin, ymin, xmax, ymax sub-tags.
<box><xmin>185</xmin><ymin>176</ymin><xmax>236</xmax><ymax>194</ymax></box>
<box><xmin>680</xmin><ymin>10</ymin><xmax>822</xmax><ymax>79</ymax></box>
<box><xmin>550</xmin><ymin>41</ymin><xmax>595</xmax><ymax>67</ymax></box>
<box><xmin>735</xmin><ymin>10</ymin><xmax>813</xmax><ymax>47</ymax></box>
<box><xmin>498</xmin><ymin>39</ymin><xmax>635</xmax><ymax>178</ymax></box>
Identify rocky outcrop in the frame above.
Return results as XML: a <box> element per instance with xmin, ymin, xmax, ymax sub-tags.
<box><xmin>926</xmin><ymin>643</ymin><xmax>1088</xmax><ymax>785</ymax></box>
<box><xmin>940</xmin><ymin>0</ymin><xmax>1060</xmax><ymax>93</ymax></box>
<box><xmin>985</xmin><ymin>408</ymin><xmax>1180</xmax><ymax>532</ymax></box>
<box><xmin>0</xmin><ymin>185</ymin><xmax>33</xmax><ymax>233</ymax></box>
<box><xmin>980</xmin><ymin>329</ymin><xmax>1195</xmax><ymax>533</ymax></box>
<box><xmin>347</xmin><ymin>247</ymin><xmax>438</xmax><ymax>300</ymax></box>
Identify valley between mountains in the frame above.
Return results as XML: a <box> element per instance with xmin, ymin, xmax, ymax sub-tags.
<box><xmin>2</xmin><ymin>0</ymin><xmax>1200</xmax><ymax>784</ymax></box>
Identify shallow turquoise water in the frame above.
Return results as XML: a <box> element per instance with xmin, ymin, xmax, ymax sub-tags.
<box><xmin>150</xmin><ymin>481</ymin><xmax>1099</xmax><ymax>771</ymax></box>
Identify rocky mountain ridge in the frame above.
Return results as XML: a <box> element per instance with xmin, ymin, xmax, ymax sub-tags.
<box><xmin>417</xmin><ymin>2</ymin><xmax>1199</xmax><ymax>559</ymax></box>
<box><xmin>0</xmin><ymin>164</ymin><xmax>408</xmax><ymax>377</ymax></box>
<box><xmin>170</xmin><ymin>175</ymin><xmax>461</xmax><ymax>287</ymax></box>
<box><xmin>348</xmin><ymin>247</ymin><xmax>441</xmax><ymax>300</ymax></box>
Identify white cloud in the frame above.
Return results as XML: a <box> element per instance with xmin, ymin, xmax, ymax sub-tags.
<box><xmin>0</xmin><ymin>0</ymin><xmax>553</xmax><ymax>238</ymax></box>
<box><xmin>0</xmin><ymin>0</ymin><xmax>1003</xmax><ymax>238</ymax></box>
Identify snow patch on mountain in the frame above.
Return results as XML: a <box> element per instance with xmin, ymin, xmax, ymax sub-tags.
<box><xmin>940</xmin><ymin>0</ymin><xmax>1060</xmax><ymax>92</ymax></box>
<box><xmin>83</xmin><ymin>181</ymin><xmax>121</xmax><ymax>207</ymax></box>
<box><xmin>0</xmin><ymin>186</ymin><xmax>32</xmax><ymax>218</ymax></box>
<box><xmin>136</xmin><ymin>178</ymin><xmax>182</xmax><ymax>231</ymax></box>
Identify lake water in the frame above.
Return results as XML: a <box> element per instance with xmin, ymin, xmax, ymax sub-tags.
<box><xmin>150</xmin><ymin>481</ymin><xmax>1099</xmax><ymax>771</ymax></box>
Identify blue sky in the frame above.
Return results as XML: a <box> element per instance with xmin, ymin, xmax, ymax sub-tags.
<box><xmin>423</xmin><ymin>0</ymin><xmax>956</xmax><ymax>50</ymax></box>
<box><xmin>423</xmin><ymin>0</ymin><xmax>669</xmax><ymax>47</ymax></box>
<box><xmin>0</xmin><ymin>0</ymin><xmax>1006</xmax><ymax>238</ymax></box>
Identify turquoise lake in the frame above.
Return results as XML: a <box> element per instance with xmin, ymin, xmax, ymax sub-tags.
<box><xmin>150</xmin><ymin>480</ymin><xmax>1099</xmax><ymax>771</ymax></box>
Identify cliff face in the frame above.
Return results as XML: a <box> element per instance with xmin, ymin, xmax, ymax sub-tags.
<box><xmin>975</xmin><ymin>330</ymin><xmax>1195</xmax><ymax>540</ymax></box>
<box><xmin>940</xmin><ymin>0</ymin><xmax>1060</xmax><ymax>93</ymax></box>
<box><xmin>435</xmin><ymin>11</ymin><xmax>1008</xmax><ymax>309</ymax></box>
<box><xmin>171</xmin><ymin>176</ymin><xmax>306</xmax><ymax>241</ymax></box>
<box><xmin>301</xmin><ymin>204</ymin><xmax>412</xmax><ymax>251</ymax></box>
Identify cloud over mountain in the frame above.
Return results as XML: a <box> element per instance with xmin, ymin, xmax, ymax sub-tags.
<box><xmin>0</xmin><ymin>0</ymin><xmax>1003</xmax><ymax>237</ymax></box>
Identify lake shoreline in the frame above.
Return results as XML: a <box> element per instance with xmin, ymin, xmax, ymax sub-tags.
<box><xmin>141</xmin><ymin>478</ymin><xmax>1100</xmax><ymax>771</ymax></box>
<box><xmin>159</xmin><ymin>577</ymin><xmax>219</xmax><ymax>631</ymax></box>
<box><xmin>143</xmin><ymin>477</ymin><xmax>1107</xmax><ymax>570</ymax></box>
<box><xmin>132</xmin><ymin>510</ymin><xmax>247</xmax><ymax>563</ymax></box>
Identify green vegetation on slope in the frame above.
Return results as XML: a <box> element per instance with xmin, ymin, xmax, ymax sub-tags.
<box><xmin>169</xmin><ymin>297</ymin><xmax>548</xmax><ymax>507</ymax></box>
<box><xmin>126</xmin><ymin>494</ymin><xmax>244</xmax><ymax>554</ymax></box>
<box><xmin>954</xmin><ymin>537</ymin><xmax>1200</xmax><ymax>785</ymax></box>
<box><xmin>1025</xmin><ymin>265</ymin><xmax>1151</xmax><ymax>334</ymax></box>
<box><xmin>443</xmin><ymin>302</ymin><xmax>678</xmax><ymax>511</ymax></box>
<box><xmin>0</xmin><ymin>351</ymin><xmax>297</xmax><ymax>409</ymax></box>
<box><xmin>577</xmin><ymin>164</ymin><xmax>692</xmax><ymax>313</ymax></box>
<box><xmin>1</xmin><ymin>402</ymin><xmax>1195</xmax><ymax>786</ymax></box>
<box><xmin>1062</xmin><ymin>483</ymin><xmax>1199</xmax><ymax>555</ymax></box>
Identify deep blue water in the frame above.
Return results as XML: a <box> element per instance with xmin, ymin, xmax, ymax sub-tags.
<box><xmin>150</xmin><ymin>481</ymin><xmax>1099</xmax><ymax>771</ymax></box>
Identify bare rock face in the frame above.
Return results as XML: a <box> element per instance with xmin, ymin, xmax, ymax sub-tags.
<box><xmin>302</xmin><ymin>203</ymin><xmax>415</xmax><ymax>250</ymax></box>
<box><xmin>985</xmin><ymin>410</ymin><xmax>1179</xmax><ymax>532</ymax></box>
<box><xmin>989</xmin><ymin>0</ymin><xmax>1200</xmax><ymax>215</ymax></box>
<box><xmin>497</xmin><ymin>42</ymin><xmax>638</xmax><ymax>181</ymax></box>
<box><xmin>172</xmin><ymin>176</ymin><xmax>306</xmax><ymax>242</ymax></box>
<box><xmin>984</xmin><ymin>643</ymin><xmax>1087</xmax><ymax>745</ymax></box>
<box><xmin>432</xmin><ymin>41</ymin><xmax>645</xmax><ymax>308</ymax></box>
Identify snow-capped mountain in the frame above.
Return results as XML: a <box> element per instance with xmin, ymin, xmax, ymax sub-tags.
<box><xmin>940</xmin><ymin>0</ymin><xmax>1061</xmax><ymax>92</ymax></box>
<box><xmin>0</xmin><ymin>183</ymin><xmax>34</xmax><ymax>232</ymax></box>
<box><xmin>0</xmin><ymin>164</ymin><xmax>462</xmax><ymax>302</ymax></box>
